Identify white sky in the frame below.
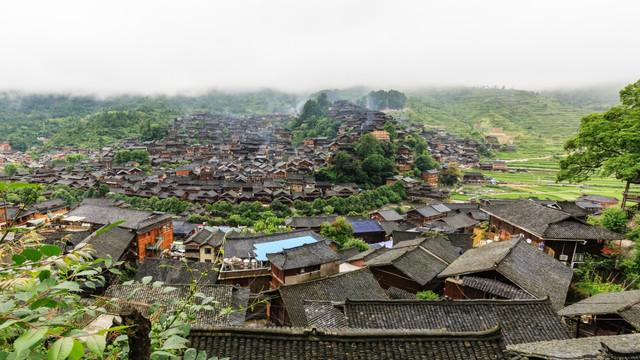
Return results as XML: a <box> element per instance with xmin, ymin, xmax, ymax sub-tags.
<box><xmin>1</xmin><ymin>0</ymin><xmax>639</xmax><ymax>95</ymax></box>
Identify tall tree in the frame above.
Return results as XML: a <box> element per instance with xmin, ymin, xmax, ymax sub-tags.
<box><xmin>557</xmin><ymin>79</ymin><xmax>640</xmax><ymax>182</ymax></box>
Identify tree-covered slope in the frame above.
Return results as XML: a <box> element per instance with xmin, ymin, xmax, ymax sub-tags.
<box><xmin>0</xmin><ymin>90</ymin><xmax>300</xmax><ymax>150</ymax></box>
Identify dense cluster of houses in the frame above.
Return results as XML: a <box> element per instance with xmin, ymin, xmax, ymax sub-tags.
<box><xmin>12</xmin><ymin>188</ymin><xmax>632</xmax><ymax>359</ymax></box>
<box><xmin>3</xmin><ymin>103</ymin><xmax>637</xmax><ymax>358</ymax></box>
<box><xmin>3</xmin><ymin>101</ymin><xmax>492</xmax><ymax>210</ymax></box>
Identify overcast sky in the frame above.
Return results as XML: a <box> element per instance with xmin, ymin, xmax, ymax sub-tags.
<box><xmin>1</xmin><ymin>0</ymin><xmax>638</xmax><ymax>95</ymax></box>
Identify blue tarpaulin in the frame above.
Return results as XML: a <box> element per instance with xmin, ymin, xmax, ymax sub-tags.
<box><xmin>253</xmin><ymin>236</ymin><xmax>318</xmax><ymax>261</ymax></box>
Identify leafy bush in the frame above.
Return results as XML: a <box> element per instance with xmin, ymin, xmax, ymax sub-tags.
<box><xmin>416</xmin><ymin>290</ymin><xmax>439</xmax><ymax>300</ymax></box>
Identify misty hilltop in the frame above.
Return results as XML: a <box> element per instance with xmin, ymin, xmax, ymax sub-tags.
<box><xmin>0</xmin><ymin>85</ymin><xmax>621</xmax><ymax>153</ymax></box>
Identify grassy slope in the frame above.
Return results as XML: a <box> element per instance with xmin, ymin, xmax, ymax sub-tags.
<box><xmin>392</xmin><ymin>87</ymin><xmax>619</xmax><ymax>156</ymax></box>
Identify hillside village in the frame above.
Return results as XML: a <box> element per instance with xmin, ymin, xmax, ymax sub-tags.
<box><xmin>0</xmin><ymin>100</ymin><xmax>639</xmax><ymax>359</ymax></box>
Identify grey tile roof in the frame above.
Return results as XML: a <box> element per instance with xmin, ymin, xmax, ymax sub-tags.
<box><xmin>435</xmin><ymin>213</ymin><xmax>479</xmax><ymax>230</ymax></box>
<box><xmin>366</xmin><ymin>236</ymin><xmax>460</xmax><ymax>286</ymax></box>
<box><xmin>267</xmin><ymin>241</ymin><xmax>339</xmax><ymax>270</ymax></box>
<box><xmin>482</xmin><ymin>199</ymin><xmax>571</xmax><ymax>238</ymax></box>
<box><xmin>507</xmin><ymin>333</ymin><xmax>640</xmax><ymax>359</ymax></box>
<box><xmin>391</xmin><ymin>230</ymin><xmax>423</xmax><ymax>244</ymax></box>
<box><xmin>375</xmin><ymin>209</ymin><xmax>404</xmax><ymax>222</ymax></box>
<box><xmin>462</xmin><ymin>276</ymin><xmax>534</xmax><ymax>300</ymax></box>
<box><xmin>439</xmin><ymin>239</ymin><xmax>573</xmax><ymax>310</ymax></box>
<box><xmin>439</xmin><ymin>239</ymin><xmax>516</xmax><ymax>277</ymax></box>
<box><xmin>188</xmin><ymin>326</ymin><xmax>508</xmax><ymax>360</ymax></box>
<box><xmin>134</xmin><ymin>258</ymin><xmax>219</xmax><ymax>285</ymax></box>
<box><xmin>304</xmin><ymin>301</ymin><xmax>347</xmax><ymax>328</ymax></box>
<box><xmin>78</xmin><ymin>226</ymin><xmax>135</xmax><ymax>262</ymax></box>
<box><xmin>337</xmin><ymin>247</ymin><xmax>360</xmax><ymax>262</ymax></box>
<box><xmin>421</xmin><ymin>235</ymin><xmax>463</xmax><ymax>264</ymax></box>
<box><xmin>338</xmin><ymin>298</ymin><xmax>570</xmax><ymax>345</ymax></box>
<box><xmin>386</xmin><ymin>286</ymin><xmax>417</xmax><ymax>299</ymax></box>
<box><xmin>544</xmin><ymin>219</ymin><xmax>625</xmax><ymax>240</ymax></box>
<box><xmin>184</xmin><ymin>228</ymin><xmax>225</xmax><ymax>247</ymax></box>
<box><xmin>446</xmin><ymin>233</ymin><xmax>475</xmax><ymax>251</ymax></box>
<box><xmin>66</xmin><ymin>204</ymin><xmax>172</xmax><ymax>232</ymax></box>
<box><xmin>276</xmin><ymin>268</ymin><xmax>388</xmax><ymax>327</ymax></box>
<box><xmin>104</xmin><ymin>284</ymin><xmax>248</xmax><ymax>327</ymax></box>
<box><xmin>558</xmin><ymin>290</ymin><xmax>640</xmax><ymax>330</ymax></box>
<box><xmin>346</xmin><ymin>246</ymin><xmax>389</xmax><ymax>262</ymax></box>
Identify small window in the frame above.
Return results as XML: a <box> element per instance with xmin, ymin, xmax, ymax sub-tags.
<box><xmin>204</xmin><ymin>248</ymin><xmax>212</xmax><ymax>255</ymax></box>
<box><xmin>574</xmin><ymin>253</ymin><xmax>585</xmax><ymax>263</ymax></box>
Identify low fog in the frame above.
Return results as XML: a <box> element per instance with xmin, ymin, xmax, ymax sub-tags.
<box><xmin>1</xmin><ymin>0</ymin><xmax>639</xmax><ymax>96</ymax></box>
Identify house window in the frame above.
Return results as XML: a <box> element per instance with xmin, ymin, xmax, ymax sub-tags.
<box><xmin>204</xmin><ymin>248</ymin><xmax>212</xmax><ymax>255</ymax></box>
<box><xmin>574</xmin><ymin>253</ymin><xmax>585</xmax><ymax>263</ymax></box>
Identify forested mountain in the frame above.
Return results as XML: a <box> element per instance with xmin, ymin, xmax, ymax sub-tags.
<box><xmin>0</xmin><ymin>90</ymin><xmax>300</xmax><ymax>151</ymax></box>
<box><xmin>0</xmin><ymin>86</ymin><xmax>620</xmax><ymax>152</ymax></box>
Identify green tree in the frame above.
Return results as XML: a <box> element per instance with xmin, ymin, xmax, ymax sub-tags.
<box><xmin>342</xmin><ymin>238</ymin><xmax>369</xmax><ymax>252</ymax></box>
<box><xmin>439</xmin><ymin>162</ymin><xmax>462</xmax><ymax>186</ymax></box>
<box><xmin>362</xmin><ymin>154</ymin><xmax>397</xmax><ymax>186</ymax></box>
<box><xmin>557</xmin><ymin>79</ymin><xmax>640</xmax><ymax>182</ymax></box>
<box><xmin>355</xmin><ymin>134</ymin><xmax>384</xmax><ymax>159</ymax></box>
<box><xmin>383</xmin><ymin>121</ymin><xmax>397</xmax><ymax>142</ymax></box>
<box><xmin>320</xmin><ymin>217</ymin><xmax>355</xmax><ymax>248</ymax></box>
<box><xmin>416</xmin><ymin>290</ymin><xmax>439</xmax><ymax>299</ymax></box>
<box><xmin>415</xmin><ymin>154</ymin><xmax>438</xmax><ymax>172</ymax></box>
<box><xmin>293</xmin><ymin>200</ymin><xmax>312</xmax><ymax>216</ymax></box>
<box><xmin>601</xmin><ymin>207</ymin><xmax>628</xmax><ymax>233</ymax></box>
<box><xmin>4</xmin><ymin>164</ymin><xmax>17</xmax><ymax>177</ymax></box>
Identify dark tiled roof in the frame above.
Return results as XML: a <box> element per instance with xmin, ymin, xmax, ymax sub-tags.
<box><xmin>104</xmin><ymin>284</ymin><xmax>248</xmax><ymax>327</ymax></box>
<box><xmin>366</xmin><ymin>246</ymin><xmax>449</xmax><ymax>286</ymax></box>
<box><xmin>44</xmin><ymin>230</ymin><xmax>91</xmax><ymax>249</ymax></box>
<box><xmin>276</xmin><ymin>268</ymin><xmax>388</xmax><ymax>327</ymax></box>
<box><xmin>378</xmin><ymin>220</ymin><xmax>401</xmax><ymax>235</ymax></box>
<box><xmin>495</xmin><ymin>240</ymin><xmax>573</xmax><ymax>310</ymax></box>
<box><xmin>462</xmin><ymin>276</ymin><xmax>534</xmax><ymax>300</ymax></box>
<box><xmin>78</xmin><ymin>226</ymin><xmax>135</xmax><ymax>262</ymax></box>
<box><xmin>446</xmin><ymin>233</ymin><xmax>475</xmax><ymax>251</ymax></box>
<box><xmin>346</xmin><ymin>246</ymin><xmax>389</xmax><ymax>262</ymax></box>
<box><xmin>375</xmin><ymin>210</ymin><xmax>404</xmax><ymax>222</ymax></box>
<box><xmin>544</xmin><ymin>218</ymin><xmax>625</xmax><ymax>240</ymax></box>
<box><xmin>439</xmin><ymin>239</ymin><xmax>573</xmax><ymax>310</ymax></box>
<box><xmin>188</xmin><ymin>326</ymin><xmax>508</xmax><ymax>360</ymax></box>
<box><xmin>439</xmin><ymin>240</ymin><xmax>515</xmax><ymax>277</ymax></box>
<box><xmin>337</xmin><ymin>247</ymin><xmax>360</xmax><ymax>262</ymax></box>
<box><xmin>482</xmin><ymin>199</ymin><xmax>571</xmax><ymax>238</ymax></box>
<box><xmin>558</xmin><ymin>290</ymin><xmax>640</xmax><ymax>330</ymax></box>
<box><xmin>304</xmin><ymin>301</ymin><xmax>347</xmax><ymax>328</ymax></box>
<box><xmin>184</xmin><ymin>228</ymin><xmax>225</xmax><ymax>247</ymax></box>
<box><xmin>134</xmin><ymin>258</ymin><xmax>219</xmax><ymax>285</ymax></box>
<box><xmin>65</xmin><ymin>204</ymin><xmax>172</xmax><ymax>232</ymax></box>
<box><xmin>507</xmin><ymin>333</ymin><xmax>640</xmax><ymax>359</ymax></box>
<box><xmin>386</xmin><ymin>286</ymin><xmax>417</xmax><ymax>299</ymax></box>
<box><xmin>435</xmin><ymin>213</ymin><xmax>479</xmax><ymax>229</ymax></box>
<box><xmin>267</xmin><ymin>241</ymin><xmax>339</xmax><ymax>270</ymax></box>
<box><xmin>421</xmin><ymin>235</ymin><xmax>462</xmax><ymax>264</ymax></box>
<box><xmin>340</xmin><ymin>298</ymin><xmax>570</xmax><ymax>345</ymax></box>
<box><xmin>391</xmin><ymin>230</ymin><xmax>422</xmax><ymax>244</ymax></box>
